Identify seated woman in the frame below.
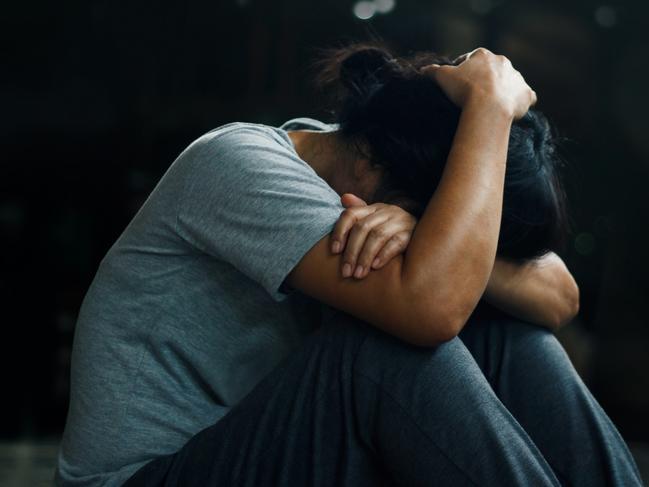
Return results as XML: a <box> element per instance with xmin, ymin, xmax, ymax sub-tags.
<box><xmin>55</xmin><ymin>42</ymin><xmax>643</xmax><ymax>486</ymax></box>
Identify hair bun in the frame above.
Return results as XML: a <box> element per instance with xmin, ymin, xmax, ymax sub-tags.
<box><xmin>339</xmin><ymin>47</ymin><xmax>397</xmax><ymax>100</ymax></box>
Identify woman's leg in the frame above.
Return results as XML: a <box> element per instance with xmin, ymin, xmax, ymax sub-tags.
<box><xmin>459</xmin><ymin>303</ymin><xmax>643</xmax><ymax>486</ymax></box>
<box><xmin>125</xmin><ymin>307</ymin><xmax>559</xmax><ymax>487</ymax></box>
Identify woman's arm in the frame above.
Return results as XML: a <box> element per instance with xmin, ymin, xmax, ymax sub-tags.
<box><xmin>287</xmin><ymin>48</ymin><xmax>537</xmax><ymax>346</ymax></box>
<box><xmin>484</xmin><ymin>253</ymin><xmax>580</xmax><ymax>329</ymax></box>
<box><xmin>331</xmin><ymin>195</ymin><xmax>579</xmax><ymax>331</ymax></box>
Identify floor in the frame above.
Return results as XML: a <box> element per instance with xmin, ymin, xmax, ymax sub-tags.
<box><xmin>0</xmin><ymin>439</ymin><xmax>647</xmax><ymax>486</ymax></box>
<box><xmin>0</xmin><ymin>439</ymin><xmax>60</xmax><ymax>486</ymax></box>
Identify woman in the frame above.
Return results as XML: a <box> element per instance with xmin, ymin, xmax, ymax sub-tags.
<box><xmin>55</xmin><ymin>42</ymin><xmax>643</xmax><ymax>486</ymax></box>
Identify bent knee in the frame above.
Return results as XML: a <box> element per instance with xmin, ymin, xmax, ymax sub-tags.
<box><xmin>496</xmin><ymin>317</ymin><xmax>574</xmax><ymax>370</ymax></box>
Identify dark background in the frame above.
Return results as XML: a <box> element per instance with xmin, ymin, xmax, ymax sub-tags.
<box><xmin>2</xmin><ymin>0</ymin><xmax>648</xmax><ymax>450</ymax></box>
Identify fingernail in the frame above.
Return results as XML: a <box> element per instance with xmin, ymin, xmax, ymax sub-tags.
<box><xmin>342</xmin><ymin>263</ymin><xmax>352</xmax><ymax>278</ymax></box>
<box><xmin>332</xmin><ymin>241</ymin><xmax>341</xmax><ymax>253</ymax></box>
<box><xmin>354</xmin><ymin>265</ymin><xmax>364</xmax><ymax>278</ymax></box>
<box><xmin>372</xmin><ymin>258</ymin><xmax>380</xmax><ymax>268</ymax></box>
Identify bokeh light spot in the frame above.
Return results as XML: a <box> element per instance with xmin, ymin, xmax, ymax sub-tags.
<box><xmin>375</xmin><ymin>0</ymin><xmax>395</xmax><ymax>14</ymax></box>
<box><xmin>353</xmin><ymin>1</ymin><xmax>376</xmax><ymax>20</ymax></box>
<box><xmin>594</xmin><ymin>5</ymin><xmax>617</xmax><ymax>28</ymax></box>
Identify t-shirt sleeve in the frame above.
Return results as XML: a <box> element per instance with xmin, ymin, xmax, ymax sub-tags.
<box><xmin>174</xmin><ymin>124</ymin><xmax>344</xmax><ymax>302</ymax></box>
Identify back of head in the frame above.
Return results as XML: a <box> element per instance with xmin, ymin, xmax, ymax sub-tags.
<box><xmin>310</xmin><ymin>40</ymin><xmax>570</xmax><ymax>260</ymax></box>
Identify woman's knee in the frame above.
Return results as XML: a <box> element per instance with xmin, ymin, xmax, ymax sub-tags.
<box><xmin>481</xmin><ymin>316</ymin><xmax>582</xmax><ymax>389</ymax></box>
<box><xmin>319</xmin><ymin>307</ymin><xmax>484</xmax><ymax>384</ymax></box>
<box><xmin>501</xmin><ymin>318</ymin><xmax>570</xmax><ymax>364</ymax></box>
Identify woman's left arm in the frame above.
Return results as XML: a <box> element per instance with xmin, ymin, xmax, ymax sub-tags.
<box><xmin>335</xmin><ymin>193</ymin><xmax>580</xmax><ymax>330</ymax></box>
<box><xmin>483</xmin><ymin>253</ymin><xmax>580</xmax><ymax>330</ymax></box>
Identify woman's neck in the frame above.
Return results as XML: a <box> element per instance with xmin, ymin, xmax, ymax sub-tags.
<box><xmin>287</xmin><ymin>129</ymin><xmax>382</xmax><ymax>202</ymax></box>
<box><xmin>287</xmin><ymin>130</ymin><xmax>337</xmax><ymax>182</ymax></box>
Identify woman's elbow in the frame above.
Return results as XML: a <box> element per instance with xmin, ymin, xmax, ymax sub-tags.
<box><xmin>551</xmin><ymin>279</ymin><xmax>580</xmax><ymax>330</ymax></box>
<box><xmin>406</xmin><ymin>301</ymin><xmax>470</xmax><ymax>347</ymax></box>
<box><xmin>565</xmin><ymin>281</ymin><xmax>581</xmax><ymax>325</ymax></box>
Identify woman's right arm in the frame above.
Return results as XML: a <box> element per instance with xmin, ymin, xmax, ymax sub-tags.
<box><xmin>286</xmin><ymin>48</ymin><xmax>537</xmax><ymax>346</ymax></box>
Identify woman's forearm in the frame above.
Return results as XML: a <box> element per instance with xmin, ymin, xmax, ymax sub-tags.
<box><xmin>483</xmin><ymin>252</ymin><xmax>580</xmax><ymax>329</ymax></box>
<box><xmin>401</xmin><ymin>94</ymin><xmax>514</xmax><ymax>335</ymax></box>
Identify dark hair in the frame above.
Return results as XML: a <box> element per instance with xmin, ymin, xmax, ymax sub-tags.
<box><xmin>310</xmin><ymin>41</ymin><xmax>570</xmax><ymax>261</ymax></box>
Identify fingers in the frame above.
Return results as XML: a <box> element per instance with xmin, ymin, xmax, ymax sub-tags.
<box><xmin>354</xmin><ymin>222</ymin><xmax>412</xmax><ymax>278</ymax></box>
<box><xmin>513</xmin><ymin>66</ymin><xmax>537</xmax><ymax>108</ymax></box>
<box><xmin>424</xmin><ymin>46</ymin><xmax>538</xmax><ymax>117</ymax></box>
<box><xmin>341</xmin><ymin>193</ymin><xmax>367</xmax><ymax>208</ymax></box>
<box><xmin>451</xmin><ymin>53</ymin><xmax>469</xmax><ymax>65</ymax></box>
<box><xmin>372</xmin><ymin>231</ymin><xmax>412</xmax><ymax>269</ymax></box>
<box><xmin>453</xmin><ymin>46</ymin><xmax>491</xmax><ymax>65</ymax></box>
<box><xmin>341</xmin><ymin>211</ymin><xmax>391</xmax><ymax>278</ymax></box>
<box><xmin>470</xmin><ymin>46</ymin><xmax>492</xmax><ymax>57</ymax></box>
<box><xmin>496</xmin><ymin>54</ymin><xmax>512</xmax><ymax>68</ymax></box>
<box><xmin>330</xmin><ymin>205</ymin><xmax>378</xmax><ymax>254</ymax></box>
<box><xmin>420</xmin><ymin>63</ymin><xmax>441</xmax><ymax>77</ymax></box>
<box><xmin>340</xmin><ymin>208</ymin><xmax>416</xmax><ymax>279</ymax></box>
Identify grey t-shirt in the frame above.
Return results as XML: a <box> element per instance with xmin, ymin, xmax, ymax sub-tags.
<box><xmin>56</xmin><ymin>117</ymin><xmax>344</xmax><ymax>486</ymax></box>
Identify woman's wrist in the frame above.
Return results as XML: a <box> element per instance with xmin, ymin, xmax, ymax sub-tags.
<box><xmin>462</xmin><ymin>89</ymin><xmax>516</xmax><ymax>122</ymax></box>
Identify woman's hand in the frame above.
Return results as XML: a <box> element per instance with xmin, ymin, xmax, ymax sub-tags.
<box><xmin>420</xmin><ymin>47</ymin><xmax>537</xmax><ymax>120</ymax></box>
<box><xmin>330</xmin><ymin>193</ymin><xmax>416</xmax><ymax>279</ymax></box>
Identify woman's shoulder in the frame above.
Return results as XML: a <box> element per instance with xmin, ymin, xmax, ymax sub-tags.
<box><xmin>182</xmin><ymin>116</ymin><xmax>333</xmax><ymax>152</ymax></box>
<box><xmin>193</xmin><ymin>116</ymin><xmax>336</xmax><ymax>150</ymax></box>
<box><xmin>194</xmin><ymin>120</ymin><xmax>291</xmax><ymax>151</ymax></box>
<box><xmin>171</xmin><ymin>119</ymin><xmax>323</xmax><ymax>182</ymax></box>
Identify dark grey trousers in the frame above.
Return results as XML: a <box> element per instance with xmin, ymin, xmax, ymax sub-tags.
<box><xmin>124</xmin><ymin>303</ymin><xmax>643</xmax><ymax>486</ymax></box>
